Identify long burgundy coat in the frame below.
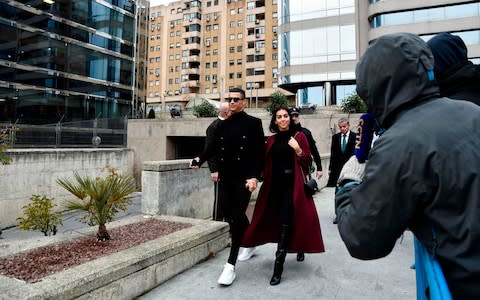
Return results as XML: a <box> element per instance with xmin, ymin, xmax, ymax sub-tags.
<box><xmin>242</xmin><ymin>131</ymin><xmax>325</xmax><ymax>253</ymax></box>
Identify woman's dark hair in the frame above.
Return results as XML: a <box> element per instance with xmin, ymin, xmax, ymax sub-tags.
<box><xmin>269</xmin><ymin>106</ymin><xmax>294</xmax><ymax>133</ymax></box>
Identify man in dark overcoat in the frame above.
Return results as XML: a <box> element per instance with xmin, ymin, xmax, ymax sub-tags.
<box><xmin>191</xmin><ymin>87</ymin><xmax>265</xmax><ymax>286</ymax></box>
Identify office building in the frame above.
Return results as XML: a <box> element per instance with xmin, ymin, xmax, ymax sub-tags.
<box><xmin>0</xmin><ymin>0</ymin><xmax>148</xmax><ymax>140</ymax></box>
<box><xmin>146</xmin><ymin>0</ymin><xmax>289</xmax><ymax>112</ymax></box>
<box><xmin>278</xmin><ymin>0</ymin><xmax>480</xmax><ymax>106</ymax></box>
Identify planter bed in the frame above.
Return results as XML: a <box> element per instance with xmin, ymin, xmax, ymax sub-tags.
<box><xmin>0</xmin><ymin>215</ymin><xmax>229</xmax><ymax>300</ymax></box>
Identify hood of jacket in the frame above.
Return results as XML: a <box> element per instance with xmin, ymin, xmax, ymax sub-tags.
<box><xmin>426</xmin><ymin>32</ymin><xmax>468</xmax><ymax>80</ymax></box>
<box><xmin>355</xmin><ymin>33</ymin><xmax>440</xmax><ymax>127</ymax></box>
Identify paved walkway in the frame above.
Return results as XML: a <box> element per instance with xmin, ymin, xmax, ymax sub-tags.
<box><xmin>139</xmin><ymin>187</ymin><xmax>416</xmax><ymax>300</ymax></box>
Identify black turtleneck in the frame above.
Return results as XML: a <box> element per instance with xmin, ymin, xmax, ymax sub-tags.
<box><xmin>271</xmin><ymin>130</ymin><xmax>295</xmax><ymax>180</ymax></box>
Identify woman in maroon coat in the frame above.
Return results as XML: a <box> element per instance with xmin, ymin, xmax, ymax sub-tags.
<box><xmin>242</xmin><ymin>106</ymin><xmax>325</xmax><ymax>285</ymax></box>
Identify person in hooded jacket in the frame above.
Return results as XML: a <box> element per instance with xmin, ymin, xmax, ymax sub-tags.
<box><xmin>427</xmin><ymin>32</ymin><xmax>480</xmax><ymax>106</ymax></box>
<box><xmin>242</xmin><ymin>106</ymin><xmax>325</xmax><ymax>286</ymax></box>
<box><xmin>335</xmin><ymin>33</ymin><xmax>480</xmax><ymax>299</ymax></box>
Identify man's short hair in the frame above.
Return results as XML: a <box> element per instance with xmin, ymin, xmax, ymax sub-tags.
<box><xmin>338</xmin><ymin>117</ymin><xmax>349</xmax><ymax>125</ymax></box>
<box><xmin>229</xmin><ymin>87</ymin><xmax>246</xmax><ymax>99</ymax></box>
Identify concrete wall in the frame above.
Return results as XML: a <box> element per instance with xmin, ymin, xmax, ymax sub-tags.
<box><xmin>142</xmin><ymin>159</ymin><xmax>213</xmax><ymax>219</ymax></box>
<box><xmin>0</xmin><ymin>148</ymin><xmax>134</xmax><ymax>228</ymax></box>
<box><xmin>128</xmin><ymin>108</ymin><xmax>361</xmax><ymax>185</ymax></box>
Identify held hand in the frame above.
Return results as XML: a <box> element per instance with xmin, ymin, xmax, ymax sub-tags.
<box><xmin>210</xmin><ymin>172</ymin><xmax>219</xmax><ymax>182</ymax></box>
<box><xmin>337</xmin><ymin>156</ymin><xmax>366</xmax><ymax>184</ymax></box>
<box><xmin>316</xmin><ymin>171</ymin><xmax>323</xmax><ymax>179</ymax></box>
<box><xmin>190</xmin><ymin>157</ymin><xmax>200</xmax><ymax>169</ymax></box>
<box><xmin>245</xmin><ymin>178</ymin><xmax>258</xmax><ymax>192</ymax></box>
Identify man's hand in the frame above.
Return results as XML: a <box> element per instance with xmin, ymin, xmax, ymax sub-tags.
<box><xmin>190</xmin><ymin>157</ymin><xmax>200</xmax><ymax>169</ymax></box>
<box><xmin>337</xmin><ymin>156</ymin><xmax>366</xmax><ymax>184</ymax></box>
<box><xmin>210</xmin><ymin>172</ymin><xmax>219</xmax><ymax>182</ymax></box>
<box><xmin>316</xmin><ymin>171</ymin><xmax>323</xmax><ymax>179</ymax></box>
<box><xmin>245</xmin><ymin>178</ymin><xmax>258</xmax><ymax>192</ymax></box>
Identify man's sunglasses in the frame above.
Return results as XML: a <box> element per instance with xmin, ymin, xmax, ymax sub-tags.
<box><xmin>227</xmin><ymin>97</ymin><xmax>242</xmax><ymax>103</ymax></box>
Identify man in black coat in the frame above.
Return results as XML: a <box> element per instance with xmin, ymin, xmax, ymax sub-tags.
<box><xmin>191</xmin><ymin>87</ymin><xmax>265</xmax><ymax>286</ymax></box>
<box><xmin>290</xmin><ymin>107</ymin><xmax>323</xmax><ymax>179</ymax></box>
<box><xmin>327</xmin><ymin>117</ymin><xmax>356</xmax><ymax>189</ymax></box>
<box><xmin>206</xmin><ymin>102</ymin><xmax>231</xmax><ymax>221</ymax></box>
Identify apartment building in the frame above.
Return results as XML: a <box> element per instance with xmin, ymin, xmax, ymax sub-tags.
<box><xmin>278</xmin><ymin>0</ymin><xmax>480</xmax><ymax>107</ymax></box>
<box><xmin>146</xmin><ymin>0</ymin><xmax>289</xmax><ymax>112</ymax></box>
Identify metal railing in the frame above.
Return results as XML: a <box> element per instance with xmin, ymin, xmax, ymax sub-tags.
<box><xmin>0</xmin><ymin>117</ymin><xmax>128</xmax><ymax>148</ymax></box>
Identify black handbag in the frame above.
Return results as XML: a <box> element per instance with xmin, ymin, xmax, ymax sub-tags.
<box><xmin>304</xmin><ymin>178</ymin><xmax>319</xmax><ymax>197</ymax></box>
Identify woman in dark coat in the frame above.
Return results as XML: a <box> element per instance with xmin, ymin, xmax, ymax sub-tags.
<box><xmin>242</xmin><ymin>106</ymin><xmax>325</xmax><ymax>285</ymax></box>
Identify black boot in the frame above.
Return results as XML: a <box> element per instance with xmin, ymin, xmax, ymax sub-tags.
<box><xmin>270</xmin><ymin>225</ymin><xmax>290</xmax><ymax>286</ymax></box>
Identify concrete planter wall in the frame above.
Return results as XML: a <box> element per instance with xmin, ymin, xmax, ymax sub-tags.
<box><xmin>0</xmin><ymin>149</ymin><xmax>134</xmax><ymax>228</ymax></box>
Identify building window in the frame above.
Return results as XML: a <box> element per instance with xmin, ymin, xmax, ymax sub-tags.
<box><xmin>247</xmin><ymin>1</ymin><xmax>255</xmax><ymax>10</ymax></box>
<box><xmin>237</xmin><ymin>33</ymin><xmax>243</xmax><ymax>39</ymax></box>
<box><xmin>229</xmin><ymin>60</ymin><xmax>234</xmax><ymax>66</ymax></box>
<box><xmin>213</xmin><ymin>61</ymin><xmax>218</xmax><ymax>68</ymax></box>
<box><xmin>206</xmin><ymin>62</ymin><xmax>211</xmax><ymax>68</ymax></box>
<box><xmin>247</xmin><ymin>14</ymin><xmax>255</xmax><ymax>23</ymax></box>
<box><xmin>237</xmin><ymin>59</ymin><xmax>242</xmax><ymax>65</ymax></box>
<box><xmin>230</xmin><ymin>9</ymin><xmax>236</xmax><ymax>15</ymax></box>
<box><xmin>213</xmin><ymin>24</ymin><xmax>219</xmax><ymax>30</ymax></box>
<box><xmin>272</xmin><ymin>53</ymin><xmax>278</xmax><ymax>60</ymax></box>
<box><xmin>205</xmin><ymin>75</ymin><xmax>210</xmax><ymax>81</ymax></box>
<box><xmin>229</xmin><ymin>73</ymin><xmax>234</xmax><ymax>79</ymax></box>
<box><xmin>238</xmin><ymin>20</ymin><xmax>243</xmax><ymax>27</ymax></box>
<box><xmin>213</xmin><ymin>36</ymin><xmax>218</xmax><ymax>42</ymax></box>
<box><xmin>237</xmin><ymin>72</ymin><xmax>242</xmax><ymax>79</ymax></box>
<box><xmin>237</xmin><ymin>45</ymin><xmax>243</xmax><ymax>52</ymax></box>
<box><xmin>169</xmin><ymin>55</ymin><xmax>174</xmax><ymax>61</ymax></box>
<box><xmin>229</xmin><ymin>47</ymin><xmax>235</xmax><ymax>53</ymax></box>
<box><xmin>213</xmin><ymin>49</ymin><xmax>218</xmax><ymax>55</ymax></box>
<box><xmin>230</xmin><ymin>21</ymin><xmax>235</xmax><ymax>28</ymax></box>
<box><xmin>230</xmin><ymin>34</ymin><xmax>235</xmax><ymax>40</ymax></box>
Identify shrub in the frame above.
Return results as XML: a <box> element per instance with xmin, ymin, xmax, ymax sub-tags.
<box><xmin>57</xmin><ymin>167</ymin><xmax>137</xmax><ymax>241</ymax></box>
<box><xmin>0</xmin><ymin>125</ymin><xmax>17</xmax><ymax>165</ymax></box>
<box><xmin>266</xmin><ymin>91</ymin><xmax>289</xmax><ymax>114</ymax></box>
<box><xmin>17</xmin><ymin>195</ymin><xmax>63</xmax><ymax>236</ymax></box>
<box><xmin>340</xmin><ymin>93</ymin><xmax>368</xmax><ymax>113</ymax></box>
<box><xmin>192</xmin><ymin>101</ymin><xmax>217</xmax><ymax>117</ymax></box>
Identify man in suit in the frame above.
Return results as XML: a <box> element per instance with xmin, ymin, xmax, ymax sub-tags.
<box><xmin>327</xmin><ymin>117</ymin><xmax>356</xmax><ymax>223</ymax></box>
<box><xmin>206</xmin><ymin>102</ymin><xmax>231</xmax><ymax>221</ymax></box>
<box><xmin>190</xmin><ymin>87</ymin><xmax>265</xmax><ymax>286</ymax></box>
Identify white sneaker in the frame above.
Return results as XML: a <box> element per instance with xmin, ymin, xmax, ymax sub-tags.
<box><xmin>237</xmin><ymin>247</ymin><xmax>256</xmax><ymax>261</ymax></box>
<box><xmin>217</xmin><ymin>263</ymin><xmax>236</xmax><ymax>285</ymax></box>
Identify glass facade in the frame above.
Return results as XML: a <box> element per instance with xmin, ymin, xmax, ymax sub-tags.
<box><xmin>371</xmin><ymin>3</ymin><xmax>480</xmax><ymax>28</ymax></box>
<box><xmin>279</xmin><ymin>0</ymin><xmax>356</xmax><ymax>106</ymax></box>
<box><xmin>0</xmin><ymin>0</ymin><xmax>142</xmax><ymax>126</ymax></box>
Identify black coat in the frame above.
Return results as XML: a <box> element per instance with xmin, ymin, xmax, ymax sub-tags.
<box><xmin>437</xmin><ymin>63</ymin><xmax>480</xmax><ymax>106</ymax></box>
<box><xmin>199</xmin><ymin>111</ymin><xmax>265</xmax><ymax>181</ymax></box>
<box><xmin>295</xmin><ymin>124</ymin><xmax>322</xmax><ymax>171</ymax></box>
<box><xmin>327</xmin><ymin>131</ymin><xmax>356</xmax><ymax>187</ymax></box>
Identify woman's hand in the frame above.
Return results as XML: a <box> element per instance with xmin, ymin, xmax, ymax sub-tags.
<box><xmin>288</xmin><ymin>137</ymin><xmax>302</xmax><ymax>156</ymax></box>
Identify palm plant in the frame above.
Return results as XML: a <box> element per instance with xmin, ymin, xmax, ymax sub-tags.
<box><xmin>57</xmin><ymin>168</ymin><xmax>137</xmax><ymax>241</ymax></box>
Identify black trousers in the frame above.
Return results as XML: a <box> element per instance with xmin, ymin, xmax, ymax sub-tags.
<box><xmin>218</xmin><ymin>178</ymin><xmax>252</xmax><ymax>265</ymax></box>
